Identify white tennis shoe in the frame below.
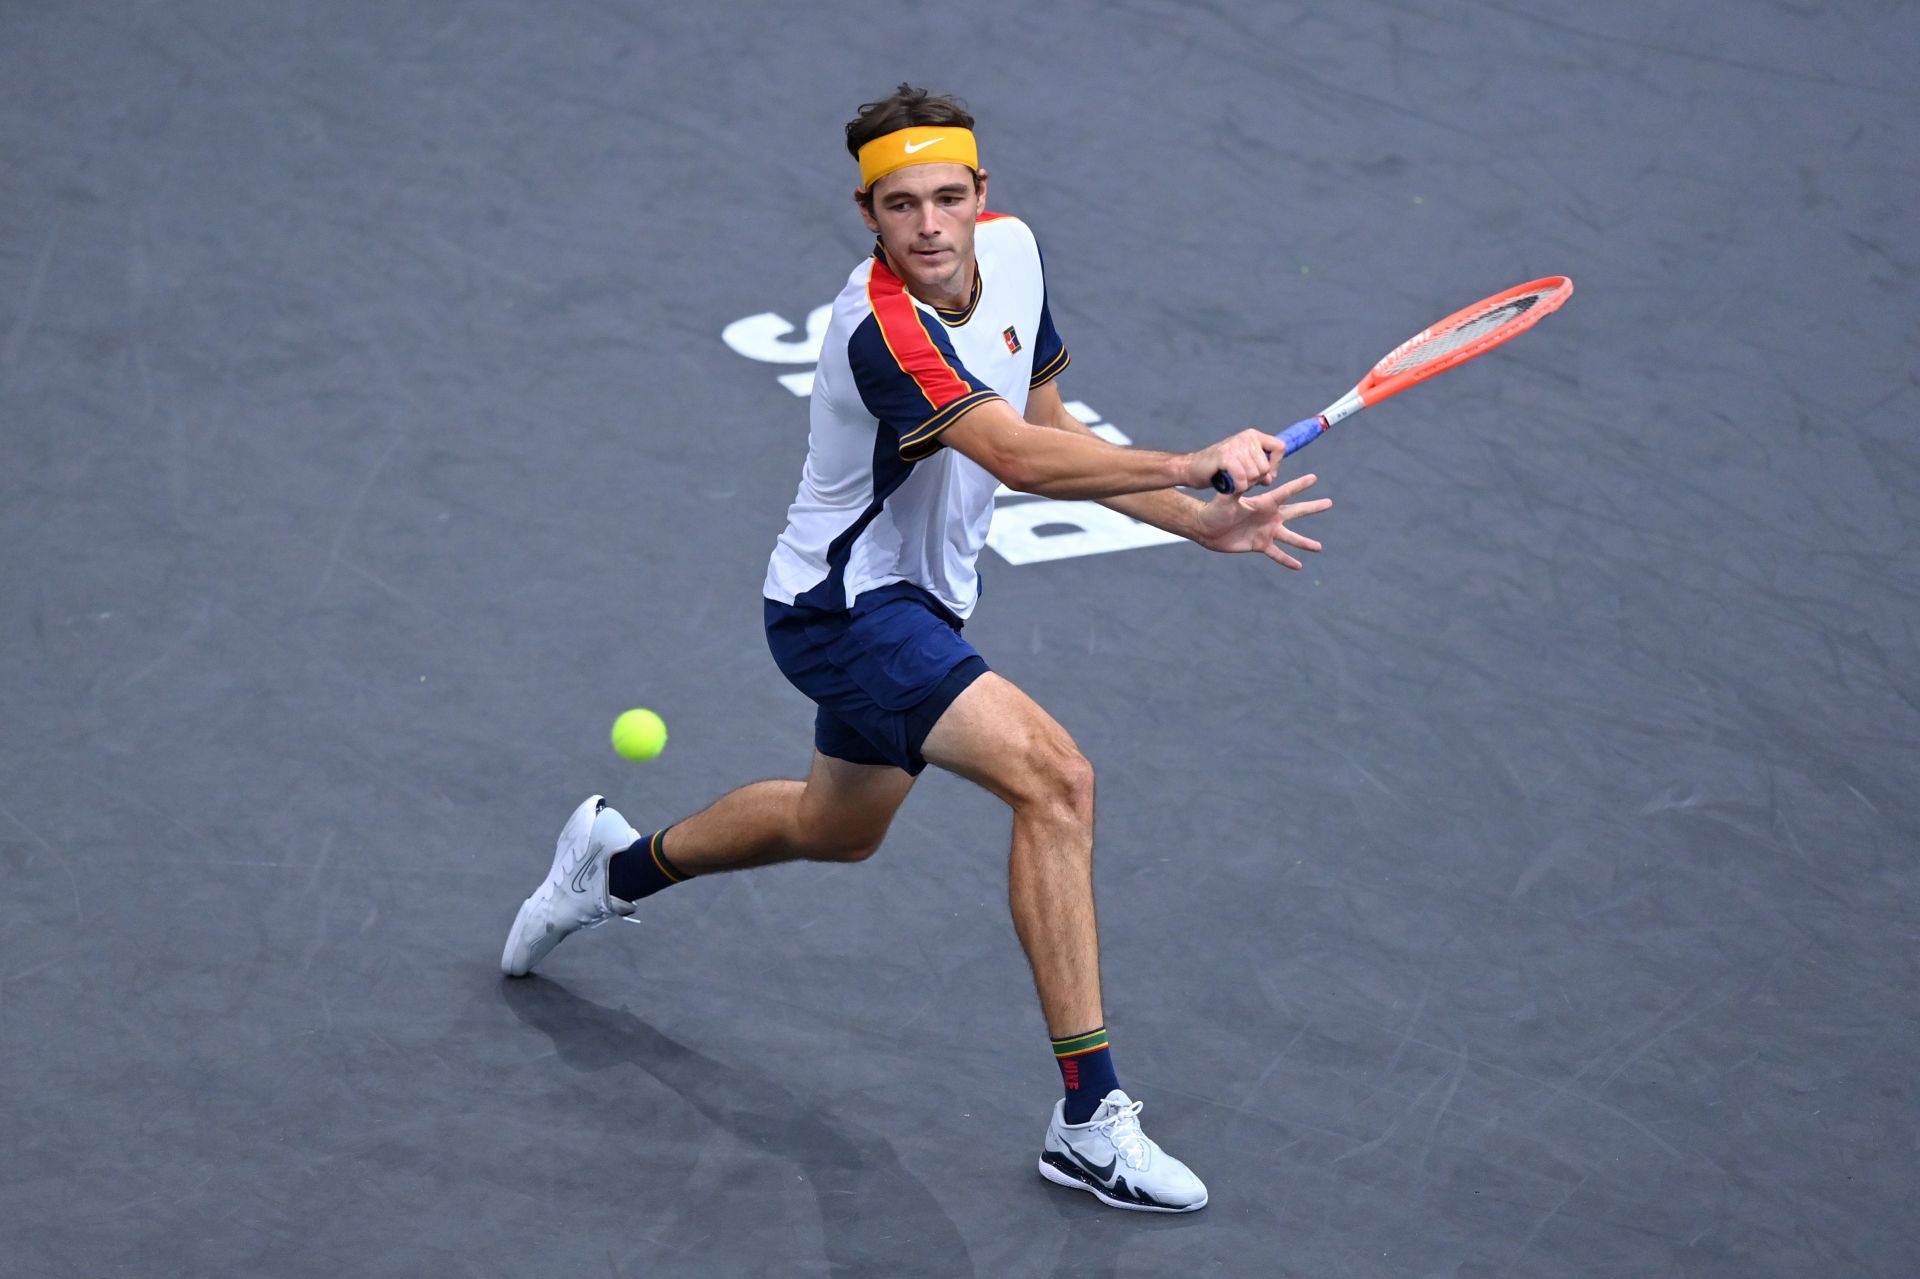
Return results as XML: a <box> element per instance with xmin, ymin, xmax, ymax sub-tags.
<box><xmin>1039</xmin><ymin>1090</ymin><xmax>1209</xmax><ymax>1213</ymax></box>
<box><xmin>500</xmin><ymin>795</ymin><xmax>639</xmax><ymax>977</ymax></box>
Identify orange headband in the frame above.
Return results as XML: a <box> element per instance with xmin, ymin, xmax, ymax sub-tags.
<box><xmin>857</xmin><ymin>126</ymin><xmax>979</xmax><ymax>189</ymax></box>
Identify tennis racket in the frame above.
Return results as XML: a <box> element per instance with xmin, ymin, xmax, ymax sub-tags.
<box><xmin>1211</xmin><ymin>276</ymin><xmax>1574</xmax><ymax>493</ymax></box>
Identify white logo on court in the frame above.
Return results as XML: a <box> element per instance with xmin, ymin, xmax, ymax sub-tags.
<box><xmin>903</xmin><ymin>138</ymin><xmax>942</xmax><ymax>153</ymax></box>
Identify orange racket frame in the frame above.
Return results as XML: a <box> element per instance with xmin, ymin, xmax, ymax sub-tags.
<box><xmin>1211</xmin><ymin>275</ymin><xmax>1574</xmax><ymax>493</ymax></box>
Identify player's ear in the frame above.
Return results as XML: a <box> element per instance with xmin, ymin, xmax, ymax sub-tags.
<box><xmin>854</xmin><ymin>187</ymin><xmax>880</xmax><ymax>233</ymax></box>
<box><xmin>974</xmin><ymin>169</ymin><xmax>990</xmax><ymax>210</ymax></box>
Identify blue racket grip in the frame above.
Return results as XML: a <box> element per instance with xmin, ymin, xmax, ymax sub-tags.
<box><xmin>1209</xmin><ymin>416</ymin><xmax>1328</xmax><ymax>494</ymax></box>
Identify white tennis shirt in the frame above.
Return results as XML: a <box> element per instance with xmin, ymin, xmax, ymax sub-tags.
<box><xmin>762</xmin><ymin>212</ymin><xmax>1069</xmax><ymax>620</ymax></box>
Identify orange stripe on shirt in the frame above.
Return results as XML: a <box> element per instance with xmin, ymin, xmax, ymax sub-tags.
<box><xmin>866</xmin><ymin>255</ymin><xmax>974</xmax><ymax>411</ymax></box>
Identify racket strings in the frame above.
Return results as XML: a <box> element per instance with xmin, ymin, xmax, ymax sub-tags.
<box><xmin>1378</xmin><ymin>289</ymin><xmax>1551</xmax><ymax>377</ymax></box>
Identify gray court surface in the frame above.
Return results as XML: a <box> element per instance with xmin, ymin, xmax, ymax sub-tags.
<box><xmin>4</xmin><ymin>2</ymin><xmax>1916</xmax><ymax>1276</ymax></box>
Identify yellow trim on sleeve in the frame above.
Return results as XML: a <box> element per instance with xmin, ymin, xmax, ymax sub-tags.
<box><xmin>899</xmin><ymin>389</ymin><xmax>1002</xmax><ymax>460</ymax></box>
<box><xmin>1029</xmin><ymin>348</ymin><xmax>1071</xmax><ymax>388</ymax></box>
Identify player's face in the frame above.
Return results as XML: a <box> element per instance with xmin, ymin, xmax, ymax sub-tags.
<box><xmin>859</xmin><ymin>164</ymin><xmax>989</xmax><ymax>306</ymax></box>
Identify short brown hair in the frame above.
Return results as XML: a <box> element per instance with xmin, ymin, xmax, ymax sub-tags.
<box><xmin>845</xmin><ymin>84</ymin><xmax>976</xmax><ymax>159</ymax></box>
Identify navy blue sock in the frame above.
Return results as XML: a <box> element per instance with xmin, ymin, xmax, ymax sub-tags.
<box><xmin>605</xmin><ymin>828</ymin><xmax>687</xmax><ymax>903</ymax></box>
<box><xmin>1053</xmin><ymin>1027</ymin><xmax>1119</xmax><ymax>1124</ymax></box>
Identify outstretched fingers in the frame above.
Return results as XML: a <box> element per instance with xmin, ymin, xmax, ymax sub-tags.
<box><xmin>1247</xmin><ymin>476</ymin><xmax>1331</xmax><ymax>556</ymax></box>
<box><xmin>1245</xmin><ymin>476</ymin><xmax>1330</xmax><ymax>512</ymax></box>
<box><xmin>1274</xmin><ymin>523</ymin><xmax>1323</xmax><ymax>552</ymax></box>
<box><xmin>1262</xmin><ymin>543</ymin><xmax>1304</xmax><ymax>570</ymax></box>
<box><xmin>1270</xmin><ymin>471</ymin><xmax>1321</xmax><ymax>502</ymax></box>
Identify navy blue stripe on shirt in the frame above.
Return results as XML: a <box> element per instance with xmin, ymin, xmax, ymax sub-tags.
<box><xmin>847</xmin><ymin>311</ymin><xmax>999</xmax><ymax>459</ymax></box>
<box><xmin>1029</xmin><ymin>243</ymin><xmax>1069</xmax><ymax>387</ymax></box>
<box><xmin>792</xmin><ymin>423</ymin><xmax>918</xmax><ymax>614</ymax></box>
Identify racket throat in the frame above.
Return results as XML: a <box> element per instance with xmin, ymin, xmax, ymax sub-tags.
<box><xmin>1321</xmin><ymin>389</ymin><xmax>1365</xmax><ymax>428</ymax></box>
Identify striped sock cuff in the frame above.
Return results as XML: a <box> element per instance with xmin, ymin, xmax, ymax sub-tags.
<box><xmin>1051</xmin><ymin>1027</ymin><xmax>1109</xmax><ymax>1059</ymax></box>
<box><xmin>647</xmin><ymin>828</ymin><xmax>689</xmax><ymax>883</ymax></box>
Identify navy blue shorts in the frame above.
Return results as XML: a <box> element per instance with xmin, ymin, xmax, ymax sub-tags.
<box><xmin>764</xmin><ymin>582</ymin><xmax>990</xmax><ymax>776</ymax></box>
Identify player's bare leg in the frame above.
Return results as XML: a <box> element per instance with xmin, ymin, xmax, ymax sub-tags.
<box><xmin>500</xmin><ymin>753</ymin><xmax>912</xmax><ymax>977</ymax></box>
<box><xmin>662</xmin><ymin>752</ymin><xmax>916</xmax><ymax>872</ymax></box>
<box><xmin>920</xmin><ymin>673</ymin><xmax>1103</xmax><ymax>1036</ymax></box>
<box><xmin>921</xmin><ymin>671</ymin><xmax>1207</xmax><ymax>1212</ymax></box>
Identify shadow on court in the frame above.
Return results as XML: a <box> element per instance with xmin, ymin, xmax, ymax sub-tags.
<box><xmin>501</xmin><ymin>978</ymin><xmax>980</xmax><ymax>1277</ymax></box>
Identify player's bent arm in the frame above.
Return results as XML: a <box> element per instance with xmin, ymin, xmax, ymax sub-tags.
<box><xmin>941</xmin><ymin>397</ymin><xmax>1192</xmax><ymax>500</ymax></box>
<box><xmin>1021</xmin><ymin>380</ymin><xmax>1204</xmax><ymax>539</ymax></box>
<box><xmin>943</xmin><ymin>396</ymin><xmax>1281</xmax><ymax>499</ymax></box>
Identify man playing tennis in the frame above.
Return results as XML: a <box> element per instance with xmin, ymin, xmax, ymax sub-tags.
<box><xmin>503</xmin><ymin>84</ymin><xmax>1331</xmax><ymax>1213</ymax></box>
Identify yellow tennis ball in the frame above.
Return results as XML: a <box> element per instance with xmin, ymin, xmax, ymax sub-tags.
<box><xmin>610</xmin><ymin>708</ymin><xmax>667</xmax><ymax>761</ymax></box>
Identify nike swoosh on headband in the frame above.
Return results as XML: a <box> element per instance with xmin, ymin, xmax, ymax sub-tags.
<box><xmin>902</xmin><ymin>137</ymin><xmax>943</xmax><ymax>153</ymax></box>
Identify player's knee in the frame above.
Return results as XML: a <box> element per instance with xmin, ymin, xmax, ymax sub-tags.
<box><xmin>1056</xmin><ymin>747</ymin><xmax>1096</xmax><ymax>820</ymax></box>
<box><xmin>1019</xmin><ymin>736</ymin><xmax>1095</xmax><ymax>824</ymax></box>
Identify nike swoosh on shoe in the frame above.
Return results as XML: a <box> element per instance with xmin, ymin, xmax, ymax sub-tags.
<box><xmin>567</xmin><ymin>846</ymin><xmax>597</xmax><ymax>894</ymax></box>
<box><xmin>1064</xmin><ymin>1146</ymin><xmax>1119</xmax><ymax>1186</ymax></box>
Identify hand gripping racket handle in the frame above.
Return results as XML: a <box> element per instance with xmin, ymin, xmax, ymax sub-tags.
<box><xmin>1210</xmin><ymin>415</ymin><xmax>1328</xmax><ymax>494</ymax></box>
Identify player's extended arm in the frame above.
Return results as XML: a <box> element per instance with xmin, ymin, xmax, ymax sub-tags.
<box><xmin>941</xmin><ymin>395</ymin><xmax>1280</xmax><ymax>501</ymax></box>
<box><xmin>1018</xmin><ymin>380</ymin><xmax>1204</xmax><ymax>537</ymax></box>
<box><xmin>1018</xmin><ymin>380</ymin><xmax>1333</xmax><ymax>568</ymax></box>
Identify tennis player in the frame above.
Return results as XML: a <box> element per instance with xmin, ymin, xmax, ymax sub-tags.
<box><xmin>503</xmin><ymin>84</ymin><xmax>1331</xmax><ymax>1213</ymax></box>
